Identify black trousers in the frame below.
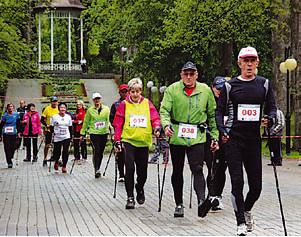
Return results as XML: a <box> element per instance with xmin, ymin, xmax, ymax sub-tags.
<box><xmin>204</xmin><ymin>139</ymin><xmax>227</xmax><ymax>197</ymax></box>
<box><xmin>268</xmin><ymin>137</ymin><xmax>282</xmax><ymax>163</ymax></box>
<box><xmin>170</xmin><ymin>143</ymin><xmax>206</xmax><ymax>206</ymax></box>
<box><xmin>73</xmin><ymin>131</ymin><xmax>87</xmax><ymax>159</ymax></box>
<box><xmin>24</xmin><ymin>134</ymin><xmax>38</xmax><ymax>160</ymax></box>
<box><xmin>224</xmin><ymin>138</ymin><xmax>262</xmax><ymax>225</ymax></box>
<box><xmin>3</xmin><ymin>135</ymin><xmax>17</xmax><ymax>165</ymax></box>
<box><xmin>117</xmin><ymin>150</ymin><xmax>125</xmax><ymax>177</ymax></box>
<box><xmin>53</xmin><ymin>138</ymin><xmax>71</xmax><ymax>167</ymax></box>
<box><xmin>90</xmin><ymin>134</ymin><xmax>108</xmax><ymax>172</ymax></box>
<box><xmin>124</xmin><ymin>142</ymin><xmax>148</xmax><ymax>198</ymax></box>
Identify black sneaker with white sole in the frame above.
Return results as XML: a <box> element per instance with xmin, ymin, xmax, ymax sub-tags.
<box><xmin>174</xmin><ymin>204</ymin><xmax>184</xmax><ymax>217</ymax></box>
<box><xmin>126</xmin><ymin>197</ymin><xmax>135</xmax><ymax>209</ymax></box>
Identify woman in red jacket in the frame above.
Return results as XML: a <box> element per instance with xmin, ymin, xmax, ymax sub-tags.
<box><xmin>22</xmin><ymin>103</ymin><xmax>42</xmax><ymax>162</ymax></box>
<box><xmin>73</xmin><ymin>100</ymin><xmax>87</xmax><ymax>161</ymax></box>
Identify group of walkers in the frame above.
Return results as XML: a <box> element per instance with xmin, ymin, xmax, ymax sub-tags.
<box><xmin>0</xmin><ymin>46</ymin><xmax>288</xmax><ymax>235</ymax></box>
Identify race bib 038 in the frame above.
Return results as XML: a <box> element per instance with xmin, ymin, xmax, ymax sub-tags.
<box><xmin>177</xmin><ymin>123</ymin><xmax>198</xmax><ymax>139</ymax></box>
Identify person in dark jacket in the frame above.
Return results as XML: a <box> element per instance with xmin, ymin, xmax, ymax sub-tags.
<box><xmin>16</xmin><ymin>100</ymin><xmax>27</xmax><ymax>149</ymax></box>
<box><xmin>110</xmin><ymin>84</ymin><xmax>128</xmax><ymax>182</ymax></box>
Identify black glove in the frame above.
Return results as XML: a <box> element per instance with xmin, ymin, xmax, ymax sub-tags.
<box><xmin>114</xmin><ymin>141</ymin><xmax>122</xmax><ymax>152</ymax></box>
<box><xmin>264</xmin><ymin>115</ymin><xmax>275</xmax><ymax>128</ymax></box>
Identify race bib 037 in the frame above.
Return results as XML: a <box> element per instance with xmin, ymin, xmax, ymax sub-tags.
<box><xmin>129</xmin><ymin>115</ymin><xmax>147</xmax><ymax>128</ymax></box>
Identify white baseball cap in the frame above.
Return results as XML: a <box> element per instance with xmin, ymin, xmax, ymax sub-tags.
<box><xmin>238</xmin><ymin>46</ymin><xmax>258</xmax><ymax>60</ymax></box>
<box><xmin>92</xmin><ymin>92</ymin><xmax>102</xmax><ymax>99</ymax></box>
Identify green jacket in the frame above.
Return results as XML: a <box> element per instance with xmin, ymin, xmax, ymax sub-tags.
<box><xmin>160</xmin><ymin>81</ymin><xmax>219</xmax><ymax>146</ymax></box>
<box><xmin>80</xmin><ymin>105</ymin><xmax>110</xmax><ymax>135</ymax></box>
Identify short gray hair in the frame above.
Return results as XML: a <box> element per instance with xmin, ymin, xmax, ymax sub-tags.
<box><xmin>128</xmin><ymin>77</ymin><xmax>143</xmax><ymax>89</ymax></box>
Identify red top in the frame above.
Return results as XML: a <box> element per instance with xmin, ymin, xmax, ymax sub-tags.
<box><xmin>73</xmin><ymin>108</ymin><xmax>86</xmax><ymax>132</ymax></box>
<box><xmin>113</xmin><ymin>95</ymin><xmax>161</xmax><ymax>142</ymax></box>
<box><xmin>184</xmin><ymin>87</ymin><xmax>195</xmax><ymax>96</ymax></box>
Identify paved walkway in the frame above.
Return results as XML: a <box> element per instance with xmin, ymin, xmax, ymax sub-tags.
<box><xmin>0</xmin><ymin>142</ymin><xmax>301</xmax><ymax>236</ymax></box>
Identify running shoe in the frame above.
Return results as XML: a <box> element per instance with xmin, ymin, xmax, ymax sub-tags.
<box><xmin>95</xmin><ymin>170</ymin><xmax>101</xmax><ymax>178</ymax></box>
<box><xmin>54</xmin><ymin>162</ymin><xmax>59</xmax><ymax>171</ymax></box>
<box><xmin>8</xmin><ymin>163</ymin><xmax>13</xmax><ymax>168</ymax></box>
<box><xmin>174</xmin><ymin>204</ymin><xmax>184</xmax><ymax>217</ymax></box>
<box><xmin>244</xmin><ymin>211</ymin><xmax>254</xmax><ymax>232</ymax></box>
<box><xmin>23</xmin><ymin>158</ymin><xmax>31</xmax><ymax>162</ymax></box>
<box><xmin>62</xmin><ymin>166</ymin><xmax>67</xmax><ymax>173</ymax></box>
<box><xmin>136</xmin><ymin>189</ymin><xmax>145</xmax><ymax>205</ymax></box>
<box><xmin>42</xmin><ymin>160</ymin><xmax>47</xmax><ymax>167</ymax></box>
<box><xmin>125</xmin><ymin>197</ymin><xmax>135</xmax><ymax>209</ymax></box>
<box><xmin>211</xmin><ymin>196</ymin><xmax>224</xmax><ymax>211</ymax></box>
<box><xmin>118</xmin><ymin>177</ymin><xmax>125</xmax><ymax>182</ymax></box>
<box><xmin>237</xmin><ymin>223</ymin><xmax>247</xmax><ymax>236</ymax></box>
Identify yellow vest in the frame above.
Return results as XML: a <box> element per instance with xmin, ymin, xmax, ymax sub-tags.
<box><xmin>121</xmin><ymin>99</ymin><xmax>152</xmax><ymax>147</ymax></box>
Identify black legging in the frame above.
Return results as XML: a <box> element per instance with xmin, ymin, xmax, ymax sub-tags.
<box><xmin>73</xmin><ymin>131</ymin><xmax>87</xmax><ymax>159</ymax></box>
<box><xmin>90</xmin><ymin>134</ymin><xmax>108</xmax><ymax>172</ymax></box>
<box><xmin>170</xmin><ymin>143</ymin><xmax>206</xmax><ymax>206</ymax></box>
<box><xmin>24</xmin><ymin>134</ymin><xmax>38</xmax><ymax>160</ymax></box>
<box><xmin>3</xmin><ymin>134</ymin><xmax>17</xmax><ymax>165</ymax></box>
<box><xmin>117</xmin><ymin>150</ymin><xmax>125</xmax><ymax>177</ymax></box>
<box><xmin>123</xmin><ymin>142</ymin><xmax>148</xmax><ymax>198</ymax></box>
<box><xmin>53</xmin><ymin>138</ymin><xmax>71</xmax><ymax>167</ymax></box>
<box><xmin>224</xmin><ymin>138</ymin><xmax>262</xmax><ymax>225</ymax></box>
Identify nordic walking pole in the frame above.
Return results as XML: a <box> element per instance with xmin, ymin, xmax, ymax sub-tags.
<box><xmin>189</xmin><ymin>173</ymin><xmax>193</xmax><ymax>208</ymax></box>
<box><xmin>267</xmin><ymin>125</ymin><xmax>287</xmax><ymax>236</ymax></box>
<box><xmin>113</xmin><ymin>154</ymin><xmax>118</xmax><ymax>198</ymax></box>
<box><xmin>37</xmin><ymin>136</ymin><xmax>44</xmax><ymax>155</ymax></box>
<box><xmin>158</xmin><ymin>160</ymin><xmax>167</xmax><ymax>212</ymax></box>
<box><xmin>103</xmin><ymin>146</ymin><xmax>114</xmax><ymax>176</ymax></box>
<box><xmin>156</xmin><ymin>138</ymin><xmax>161</xmax><ymax>206</ymax></box>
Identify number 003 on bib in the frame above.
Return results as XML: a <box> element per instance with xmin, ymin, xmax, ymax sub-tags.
<box><xmin>237</xmin><ymin>104</ymin><xmax>260</xmax><ymax>122</ymax></box>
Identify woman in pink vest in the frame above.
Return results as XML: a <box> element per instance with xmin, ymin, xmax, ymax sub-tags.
<box><xmin>23</xmin><ymin>103</ymin><xmax>42</xmax><ymax>162</ymax></box>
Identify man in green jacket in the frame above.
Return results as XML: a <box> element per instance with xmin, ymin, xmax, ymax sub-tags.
<box><xmin>80</xmin><ymin>92</ymin><xmax>110</xmax><ymax>178</ymax></box>
<box><xmin>160</xmin><ymin>61</ymin><xmax>219</xmax><ymax>217</ymax></box>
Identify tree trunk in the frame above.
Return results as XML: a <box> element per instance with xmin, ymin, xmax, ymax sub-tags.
<box><xmin>291</xmin><ymin>0</ymin><xmax>301</xmax><ymax>151</ymax></box>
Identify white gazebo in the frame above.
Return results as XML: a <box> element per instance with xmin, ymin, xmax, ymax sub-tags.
<box><xmin>34</xmin><ymin>0</ymin><xmax>85</xmax><ymax>71</ymax></box>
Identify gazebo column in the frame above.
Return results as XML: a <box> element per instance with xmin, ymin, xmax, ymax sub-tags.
<box><xmin>80</xmin><ymin>17</ymin><xmax>83</xmax><ymax>60</ymax></box>
<box><xmin>50</xmin><ymin>10</ymin><xmax>54</xmax><ymax>70</ymax></box>
<box><xmin>38</xmin><ymin>13</ymin><xmax>41</xmax><ymax>70</ymax></box>
<box><xmin>68</xmin><ymin>11</ymin><xmax>71</xmax><ymax>70</ymax></box>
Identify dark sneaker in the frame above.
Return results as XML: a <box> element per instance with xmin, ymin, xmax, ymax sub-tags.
<box><xmin>54</xmin><ymin>162</ymin><xmax>59</xmax><ymax>171</ymax></box>
<box><xmin>8</xmin><ymin>164</ymin><xmax>13</xmax><ymax>168</ymax></box>
<box><xmin>32</xmin><ymin>157</ymin><xmax>38</xmax><ymax>162</ymax></box>
<box><xmin>174</xmin><ymin>204</ymin><xmax>184</xmax><ymax>217</ymax></box>
<box><xmin>95</xmin><ymin>170</ymin><xmax>101</xmax><ymax>178</ymax></box>
<box><xmin>125</xmin><ymin>197</ymin><xmax>135</xmax><ymax>209</ymax></box>
<box><xmin>23</xmin><ymin>158</ymin><xmax>31</xmax><ymax>162</ymax></box>
<box><xmin>118</xmin><ymin>177</ymin><xmax>125</xmax><ymax>182</ymax></box>
<box><xmin>211</xmin><ymin>196</ymin><xmax>224</xmax><ymax>211</ymax></box>
<box><xmin>42</xmin><ymin>160</ymin><xmax>47</xmax><ymax>167</ymax></box>
<box><xmin>198</xmin><ymin>197</ymin><xmax>219</xmax><ymax>218</ymax></box>
<box><xmin>136</xmin><ymin>189</ymin><xmax>145</xmax><ymax>205</ymax></box>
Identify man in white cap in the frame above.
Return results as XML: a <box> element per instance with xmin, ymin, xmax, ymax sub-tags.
<box><xmin>80</xmin><ymin>93</ymin><xmax>110</xmax><ymax>178</ymax></box>
<box><xmin>216</xmin><ymin>46</ymin><xmax>277</xmax><ymax>236</ymax></box>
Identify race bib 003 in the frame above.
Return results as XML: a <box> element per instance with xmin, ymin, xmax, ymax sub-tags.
<box><xmin>94</xmin><ymin>121</ymin><xmax>106</xmax><ymax>129</ymax></box>
<box><xmin>4</xmin><ymin>126</ymin><xmax>14</xmax><ymax>133</ymax></box>
<box><xmin>129</xmin><ymin>115</ymin><xmax>147</xmax><ymax>128</ymax></box>
<box><xmin>237</xmin><ymin>104</ymin><xmax>260</xmax><ymax>121</ymax></box>
<box><xmin>177</xmin><ymin>123</ymin><xmax>198</xmax><ymax>139</ymax></box>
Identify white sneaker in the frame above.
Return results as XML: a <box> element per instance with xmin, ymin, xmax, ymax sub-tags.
<box><xmin>237</xmin><ymin>223</ymin><xmax>247</xmax><ymax>236</ymax></box>
<box><xmin>244</xmin><ymin>211</ymin><xmax>254</xmax><ymax>232</ymax></box>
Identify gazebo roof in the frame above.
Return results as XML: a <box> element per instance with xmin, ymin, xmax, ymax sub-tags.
<box><xmin>34</xmin><ymin>0</ymin><xmax>85</xmax><ymax>12</ymax></box>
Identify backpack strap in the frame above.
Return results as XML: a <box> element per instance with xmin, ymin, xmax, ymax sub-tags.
<box><xmin>263</xmin><ymin>79</ymin><xmax>269</xmax><ymax>99</ymax></box>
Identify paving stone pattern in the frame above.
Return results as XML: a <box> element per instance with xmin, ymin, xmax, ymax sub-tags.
<box><xmin>0</xmin><ymin>143</ymin><xmax>301</xmax><ymax>236</ymax></box>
